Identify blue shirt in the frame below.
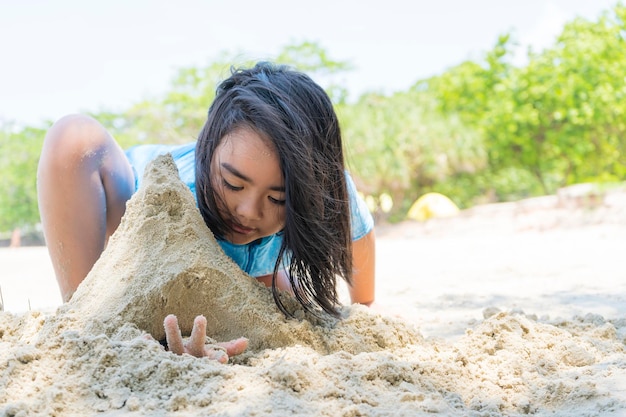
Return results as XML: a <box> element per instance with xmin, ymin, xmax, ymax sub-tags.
<box><xmin>125</xmin><ymin>143</ymin><xmax>374</xmax><ymax>277</ymax></box>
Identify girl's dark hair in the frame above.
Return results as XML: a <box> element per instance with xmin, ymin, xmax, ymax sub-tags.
<box><xmin>195</xmin><ymin>62</ymin><xmax>352</xmax><ymax>317</ymax></box>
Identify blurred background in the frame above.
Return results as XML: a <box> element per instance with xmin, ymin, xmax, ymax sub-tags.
<box><xmin>1</xmin><ymin>0</ymin><xmax>624</xmax><ymax>244</ymax></box>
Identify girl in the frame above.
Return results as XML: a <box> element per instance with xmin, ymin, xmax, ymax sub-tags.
<box><xmin>37</xmin><ymin>62</ymin><xmax>376</xmax><ymax>360</ymax></box>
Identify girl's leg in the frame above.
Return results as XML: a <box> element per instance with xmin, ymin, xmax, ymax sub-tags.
<box><xmin>37</xmin><ymin>114</ymin><xmax>135</xmax><ymax>302</ymax></box>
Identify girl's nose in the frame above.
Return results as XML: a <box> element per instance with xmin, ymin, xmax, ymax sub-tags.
<box><xmin>236</xmin><ymin>198</ymin><xmax>262</xmax><ymax>221</ymax></box>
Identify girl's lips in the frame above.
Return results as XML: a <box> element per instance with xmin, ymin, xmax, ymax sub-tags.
<box><xmin>231</xmin><ymin>222</ymin><xmax>255</xmax><ymax>235</ymax></box>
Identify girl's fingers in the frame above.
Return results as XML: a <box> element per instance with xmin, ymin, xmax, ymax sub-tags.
<box><xmin>162</xmin><ymin>314</ymin><xmax>247</xmax><ymax>362</ymax></box>
<box><xmin>218</xmin><ymin>337</ymin><xmax>249</xmax><ymax>357</ymax></box>
<box><xmin>187</xmin><ymin>315</ymin><xmax>208</xmax><ymax>358</ymax></box>
<box><xmin>205</xmin><ymin>348</ymin><xmax>229</xmax><ymax>363</ymax></box>
<box><xmin>163</xmin><ymin>314</ymin><xmax>184</xmax><ymax>355</ymax></box>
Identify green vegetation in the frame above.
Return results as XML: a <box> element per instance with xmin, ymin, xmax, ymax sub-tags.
<box><xmin>2</xmin><ymin>4</ymin><xmax>626</xmax><ymax>232</ymax></box>
<box><xmin>0</xmin><ymin>124</ymin><xmax>46</xmax><ymax>231</ymax></box>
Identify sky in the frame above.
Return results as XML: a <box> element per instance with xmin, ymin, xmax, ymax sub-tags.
<box><xmin>0</xmin><ymin>0</ymin><xmax>618</xmax><ymax>127</ymax></box>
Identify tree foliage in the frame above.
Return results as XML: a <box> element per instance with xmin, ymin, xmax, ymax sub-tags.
<box><xmin>0</xmin><ymin>124</ymin><xmax>46</xmax><ymax>231</ymax></box>
<box><xmin>339</xmin><ymin>90</ymin><xmax>485</xmax><ymax>216</ymax></box>
<box><xmin>2</xmin><ymin>5</ymin><xmax>626</xmax><ymax>231</ymax></box>
<box><xmin>98</xmin><ymin>41</ymin><xmax>353</xmax><ymax>146</ymax></box>
<box><xmin>426</xmin><ymin>4</ymin><xmax>626</xmax><ymax>196</ymax></box>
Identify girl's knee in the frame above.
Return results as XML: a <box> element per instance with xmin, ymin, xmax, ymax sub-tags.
<box><xmin>43</xmin><ymin>114</ymin><xmax>113</xmax><ymax>162</ymax></box>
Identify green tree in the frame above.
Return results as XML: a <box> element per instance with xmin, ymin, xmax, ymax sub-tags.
<box><xmin>0</xmin><ymin>124</ymin><xmax>46</xmax><ymax>232</ymax></box>
<box><xmin>485</xmin><ymin>5</ymin><xmax>626</xmax><ymax>193</ymax></box>
<box><xmin>426</xmin><ymin>4</ymin><xmax>626</xmax><ymax>199</ymax></box>
<box><xmin>99</xmin><ymin>41</ymin><xmax>353</xmax><ymax>146</ymax></box>
<box><xmin>340</xmin><ymin>88</ymin><xmax>486</xmax><ymax>216</ymax></box>
<box><xmin>97</xmin><ymin>52</ymin><xmax>244</xmax><ymax>148</ymax></box>
<box><xmin>6</xmin><ymin>3</ymin><xmax>626</xmax><ymax>231</ymax></box>
<box><xmin>275</xmin><ymin>40</ymin><xmax>353</xmax><ymax>103</ymax></box>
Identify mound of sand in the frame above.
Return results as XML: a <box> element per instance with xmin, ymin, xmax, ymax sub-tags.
<box><xmin>60</xmin><ymin>154</ymin><xmax>421</xmax><ymax>354</ymax></box>
<box><xmin>1</xmin><ymin>155</ymin><xmax>625</xmax><ymax>416</ymax></box>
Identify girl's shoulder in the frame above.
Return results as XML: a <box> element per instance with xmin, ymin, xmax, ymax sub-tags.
<box><xmin>345</xmin><ymin>171</ymin><xmax>374</xmax><ymax>240</ymax></box>
<box><xmin>125</xmin><ymin>142</ymin><xmax>196</xmax><ymax>167</ymax></box>
<box><xmin>125</xmin><ymin>142</ymin><xmax>196</xmax><ymax>194</ymax></box>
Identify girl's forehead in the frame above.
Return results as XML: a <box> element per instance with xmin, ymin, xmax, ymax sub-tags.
<box><xmin>212</xmin><ymin>127</ymin><xmax>284</xmax><ymax>186</ymax></box>
<box><xmin>217</xmin><ymin>127</ymin><xmax>277</xmax><ymax>160</ymax></box>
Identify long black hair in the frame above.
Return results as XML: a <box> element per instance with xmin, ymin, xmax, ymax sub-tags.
<box><xmin>195</xmin><ymin>62</ymin><xmax>352</xmax><ymax>317</ymax></box>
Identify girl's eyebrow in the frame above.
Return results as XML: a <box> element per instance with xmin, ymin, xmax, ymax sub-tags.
<box><xmin>221</xmin><ymin>162</ymin><xmax>285</xmax><ymax>192</ymax></box>
<box><xmin>221</xmin><ymin>162</ymin><xmax>251</xmax><ymax>182</ymax></box>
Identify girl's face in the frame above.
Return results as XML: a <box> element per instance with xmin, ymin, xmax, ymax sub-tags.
<box><xmin>210</xmin><ymin>126</ymin><xmax>286</xmax><ymax>245</ymax></box>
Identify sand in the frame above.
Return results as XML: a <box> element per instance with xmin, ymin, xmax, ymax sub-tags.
<box><xmin>1</xmin><ymin>155</ymin><xmax>625</xmax><ymax>416</ymax></box>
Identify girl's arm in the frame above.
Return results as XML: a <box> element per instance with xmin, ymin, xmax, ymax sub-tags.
<box><xmin>256</xmin><ymin>229</ymin><xmax>376</xmax><ymax>306</ymax></box>
<box><xmin>256</xmin><ymin>270</ymin><xmax>293</xmax><ymax>294</ymax></box>
<box><xmin>349</xmin><ymin>229</ymin><xmax>376</xmax><ymax>306</ymax></box>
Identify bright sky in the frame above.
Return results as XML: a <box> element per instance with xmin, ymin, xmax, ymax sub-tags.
<box><xmin>0</xmin><ymin>0</ymin><xmax>617</xmax><ymax>127</ymax></box>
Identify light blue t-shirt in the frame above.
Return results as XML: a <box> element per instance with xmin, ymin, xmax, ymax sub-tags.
<box><xmin>125</xmin><ymin>143</ymin><xmax>374</xmax><ymax>277</ymax></box>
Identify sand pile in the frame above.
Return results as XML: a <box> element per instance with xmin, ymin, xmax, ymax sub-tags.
<box><xmin>2</xmin><ymin>307</ymin><xmax>625</xmax><ymax>415</ymax></box>
<box><xmin>59</xmin><ymin>154</ymin><xmax>421</xmax><ymax>354</ymax></box>
<box><xmin>1</xmin><ymin>155</ymin><xmax>625</xmax><ymax>416</ymax></box>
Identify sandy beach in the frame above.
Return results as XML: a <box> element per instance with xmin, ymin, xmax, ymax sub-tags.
<box><xmin>1</xmin><ymin>157</ymin><xmax>625</xmax><ymax>416</ymax></box>
<box><xmin>3</xmin><ymin>191</ymin><xmax>625</xmax><ymax>340</ymax></box>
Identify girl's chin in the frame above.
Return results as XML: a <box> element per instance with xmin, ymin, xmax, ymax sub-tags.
<box><xmin>227</xmin><ymin>235</ymin><xmax>256</xmax><ymax>245</ymax></box>
<box><xmin>225</xmin><ymin>228</ymin><xmax>281</xmax><ymax>245</ymax></box>
<box><xmin>225</xmin><ymin>231</ymin><xmax>261</xmax><ymax>245</ymax></box>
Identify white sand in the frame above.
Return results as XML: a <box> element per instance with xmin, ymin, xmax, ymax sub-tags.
<box><xmin>1</xmin><ymin>156</ymin><xmax>625</xmax><ymax>416</ymax></box>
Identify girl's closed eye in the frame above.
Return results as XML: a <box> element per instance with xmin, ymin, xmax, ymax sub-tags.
<box><xmin>222</xmin><ymin>178</ymin><xmax>242</xmax><ymax>191</ymax></box>
<box><xmin>269</xmin><ymin>195</ymin><xmax>286</xmax><ymax>205</ymax></box>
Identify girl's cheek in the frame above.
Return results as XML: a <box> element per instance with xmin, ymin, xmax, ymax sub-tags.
<box><xmin>277</xmin><ymin>210</ymin><xmax>287</xmax><ymax>228</ymax></box>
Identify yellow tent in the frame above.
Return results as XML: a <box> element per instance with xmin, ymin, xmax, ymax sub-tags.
<box><xmin>407</xmin><ymin>192</ymin><xmax>459</xmax><ymax>222</ymax></box>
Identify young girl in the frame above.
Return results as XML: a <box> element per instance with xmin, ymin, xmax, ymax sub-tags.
<box><xmin>37</xmin><ymin>62</ymin><xmax>376</xmax><ymax>360</ymax></box>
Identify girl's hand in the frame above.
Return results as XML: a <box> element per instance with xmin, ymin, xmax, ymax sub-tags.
<box><xmin>163</xmin><ymin>314</ymin><xmax>248</xmax><ymax>363</ymax></box>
